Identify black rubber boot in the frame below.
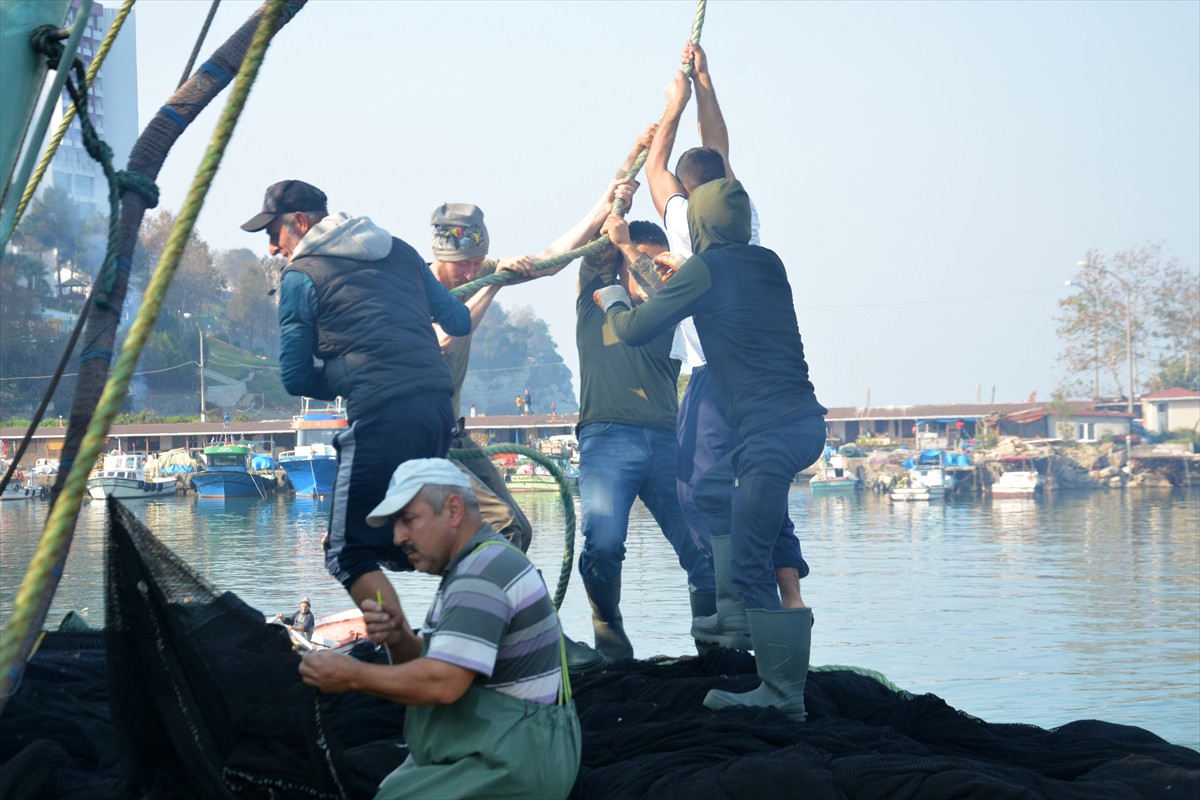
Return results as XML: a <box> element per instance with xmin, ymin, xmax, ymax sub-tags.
<box><xmin>562</xmin><ymin>635</ymin><xmax>607</xmax><ymax>677</ymax></box>
<box><xmin>584</xmin><ymin>577</ymin><xmax>634</xmax><ymax>664</ymax></box>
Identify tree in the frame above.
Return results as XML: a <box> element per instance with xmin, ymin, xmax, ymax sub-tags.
<box><xmin>1056</xmin><ymin>243</ymin><xmax>1196</xmax><ymax>400</ymax></box>
<box><xmin>463</xmin><ymin>302</ymin><xmax>578</xmax><ymax>416</ymax></box>
<box><xmin>218</xmin><ymin>249</ymin><xmax>281</xmax><ymax>357</ymax></box>
<box><xmin>1146</xmin><ymin>260</ymin><xmax>1200</xmax><ymax>392</ymax></box>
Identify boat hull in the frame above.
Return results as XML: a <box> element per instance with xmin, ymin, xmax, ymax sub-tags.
<box><xmin>891</xmin><ymin>485</ymin><xmax>946</xmax><ymax>502</ymax></box>
<box><xmin>811</xmin><ymin>478</ymin><xmax>860</xmax><ymax>493</ymax></box>
<box><xmin>279</xmin><ymin>455</ymin><xmax>338</xmax><ymax>497</ymax></box>
<box><xmin>190</xmin><ymin>470</ymin><xmax>273</xmax><ymax>498</ymax></box>
<box><xmin>87</xmin><ymin>476</ymin><xmax>175</xmax><ymax>500</ymax></box>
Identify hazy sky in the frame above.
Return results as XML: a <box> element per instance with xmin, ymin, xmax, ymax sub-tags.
<box><xmin>131</xmin><ymin>0</ymin><xmax>1200</xmax><ymax>408</ymax></box>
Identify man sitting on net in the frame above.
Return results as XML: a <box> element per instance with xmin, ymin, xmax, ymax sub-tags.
<box><xmin>298</xmin><ymin>459</ymin><xmax>580</xmax><ymax>800</ymax></box>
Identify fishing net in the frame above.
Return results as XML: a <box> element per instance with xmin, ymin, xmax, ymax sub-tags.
<box><xmin>1</xmin><ymin>499</ymin><xmax>1197</xmax><ymax>799</ymax></box>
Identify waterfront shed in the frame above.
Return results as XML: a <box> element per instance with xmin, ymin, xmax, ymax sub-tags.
<box><xmin>1141</xmin><ymin>387</ymin><xmax>1200</xmax><ymax>436</ymax></box>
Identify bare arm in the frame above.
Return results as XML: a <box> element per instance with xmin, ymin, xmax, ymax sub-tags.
<box><xmin>686</xmin><ymin>42</ymin><xmax>734</xmax><ymax>178</ymax></box>
<box><xmin>435</xmin><ymin>283</ymin><xmax>501</xmax><ymax>350</ymax></box>
<box><xmin>299</xmin><ymin>650</ymin><xmax>477</xmax><ymax>707</ymax></box>
<box><xmin>647</xmin><ymin>70</ymin><xmax>691</xmax><ymax>217</ymax></box>
<box><xmin>529</xmin><ymin>178</ymin><xmax>637</xmax><ymax>279</ymax></box>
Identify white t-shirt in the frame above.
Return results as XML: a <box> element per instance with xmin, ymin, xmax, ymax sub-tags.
<box><xmin>662</xmin><ymin>193</ymin><xmax>761</xmax><ymax>367</ymax></box>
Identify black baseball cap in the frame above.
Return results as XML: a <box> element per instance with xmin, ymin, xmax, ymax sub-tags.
<box><xmin>241</xmin><ymin>180</ymin><xmax>328</xmax><ymax>232</ymax></box>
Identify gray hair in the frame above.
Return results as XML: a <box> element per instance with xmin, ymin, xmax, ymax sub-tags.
<box><xmin>418</xmin><ymin>483</ymin><xmax>479</xmax><ymax>514</ymax></box>
<box><xmin>280</xmin><ymin>210</ymin><xmax>327</xmax><ymax>236</ymax></box>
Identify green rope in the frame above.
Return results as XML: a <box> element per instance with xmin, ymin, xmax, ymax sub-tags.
<box><xmin>451</xmin><ymin>0</ymin><xmax>707</xmax><ymax>300</ymax></box>
<box><xmin>449</xmin><ymin>444</ymin><xmax>576</xmax><ymax>610</ymax></box>
<box><xmin>0</xmin><ymin>0</ymin><xmax>293</xmax><ymax>706</ymax></box>
<box><xmin>10</xmin><ymin>0</ymin><xmax>137</xmax><ymax>235</ymax></box>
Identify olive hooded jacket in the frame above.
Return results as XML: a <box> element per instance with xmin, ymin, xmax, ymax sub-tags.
<box><xmin>605</xmin><ymin>179</ymin><xmax>825</xmax><ymax>437</ymax></box>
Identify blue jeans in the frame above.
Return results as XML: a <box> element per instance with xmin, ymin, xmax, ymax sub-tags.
<box><xmin>695</xmin><ymin>415</ymin><xmax>826</xmax><ymax>610</ymax></box>
<box><xmin>677</xmin><ymin>366</ymin><xmax>808</xmax><ymax>577</ymax></box>
<box><xmin>577</xmin><ymin>422</ymin><xmax>714</xmax><ymax>593</ymax></box>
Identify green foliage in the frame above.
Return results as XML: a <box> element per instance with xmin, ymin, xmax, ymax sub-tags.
<box><xmin>1058</xmin><ymin>243</ymin><xmax>1199</xmax><ymax>400</ymax></box>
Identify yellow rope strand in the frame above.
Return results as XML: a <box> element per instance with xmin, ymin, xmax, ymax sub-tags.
<box><xmin>10</xmin><ymin>0</ymin><xmax>136</xmax><ymax>233</ymax></box>
<box><xmin>0</xmin><ymin>0</ymin><xmax>293</xmax><ymax>704</ymax></box>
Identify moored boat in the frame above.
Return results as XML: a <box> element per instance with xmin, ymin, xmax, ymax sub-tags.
<box><xmin>992</xmin><ymin>469</ymin><xmax>1042</xmax><ymax>498</ymax></box>
<box><xmin>809</xmin><ymin>450</ymin><xmax>861</xmax><ymax>493</ymax></box>
<box><xmin>191</xmin><ymin>442</ymin><xmax>275</xmax><ymax>498</ymax></box>
<box><xmin>277</xmin><ymin>398</ymin><xmax>347</xmax><ymax>497</ymax></box>
<box><xmin>891</xmin><ymin>450</ymin><xmax>956</xmax><ymax>502</ymax></box>
<box><xmin>86</xmin><ymin>451</ymin><xmax>177</xmax><ymax>500</ymax></box>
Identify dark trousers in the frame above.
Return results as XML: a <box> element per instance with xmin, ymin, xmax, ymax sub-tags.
<box><xmin>694</xmin><ymin>415</ymin><xmax>826</xmax><ymax>610</ymax></box>
<box><xmin>324</xmin><ymin>392</ymin><xmax>454</xmax><ymax>588</ymax></box>
<box><xmin>678</xmin><ymin>366</ymin><xmax>808</xmax><ymax>576</ymax></box>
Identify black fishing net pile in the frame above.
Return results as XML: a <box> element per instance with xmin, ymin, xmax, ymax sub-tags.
<box><xmin>1</xmin><ymin>500</ymin><xmax>1197</xmax><ymax>799</ymax></box>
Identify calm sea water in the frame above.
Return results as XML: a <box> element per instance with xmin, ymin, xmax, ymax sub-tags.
<box><xmin>2</xmin><ymin>486</ymin><xmax>1197</xmax><ymax>750</ymax></box>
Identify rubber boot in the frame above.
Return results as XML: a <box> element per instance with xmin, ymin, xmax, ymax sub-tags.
<box><xmin>562</xmin><ymin>635</ymin><xmax>607</xmax><ymax>678</ymax></box>
<box><xmin>689</xmin><ymin>590</ymin><xmax>718</xmax><ymax>655</ymax></box>
<box><xmin>703</xmin><ymin>607</ymin><xmax>812</xmax><ymax>721</ymax></box>
<box><xmin>584</xmin><ymin>577</ymin><xmax>634</xmax><ymax>664</ymax></box>
<box><xmin>690</xmin><ymin>535</ymin><xmax>752</xmax><ymax>650</ymax></box>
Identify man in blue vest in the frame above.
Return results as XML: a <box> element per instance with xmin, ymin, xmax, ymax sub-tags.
<box><xmin>243</xmin><ymin>180</ymin><xmax>471</xmax><ymax>642</ymax></box>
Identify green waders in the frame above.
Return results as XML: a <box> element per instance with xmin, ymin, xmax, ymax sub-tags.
<box><xmin>374</xmin><ymin>542</ymin><xmax>582</xmax><ymax>800</ymax></box>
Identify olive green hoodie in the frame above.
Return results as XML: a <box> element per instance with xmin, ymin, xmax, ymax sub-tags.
<box><xmin>605</xmin><ymin>177</ymin><xmax>825</xmax><ymax>435</ymax></box>
<box><xmin>686</xmin><ymin>178</ymin><xmax>752</xmax><ymax>255</ymax></box>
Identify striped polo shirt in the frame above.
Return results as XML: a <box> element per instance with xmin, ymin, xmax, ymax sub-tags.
<box><xmin>423</xmin><ymin>528</ymin><xmax>564</xmax><ymax>704</ymax></box>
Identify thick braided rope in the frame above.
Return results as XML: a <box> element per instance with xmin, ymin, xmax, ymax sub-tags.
<box><xmin>10</xmin><ymin>0</ymin><xmax>136</xmax><ymax>234</ymax></box>
<box><xmin>449</xmin><ymin>445</ymin><xmax>577</xmax><ymax>610</ymax></box>
<box><xmin>451</xmin><ymin>0</ymin><xmax>706</xmax><ymax>300</ymax></box>
<box><xmin>0</xmin><ymin>0</ymin><xmax>293</xmax><ymax>708</ymax></box>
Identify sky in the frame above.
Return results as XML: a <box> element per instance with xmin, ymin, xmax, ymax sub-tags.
<box><xmin>129</xmin><ymin>0</ymin><xmax>1200</xmax><ymax>409</ymax></box>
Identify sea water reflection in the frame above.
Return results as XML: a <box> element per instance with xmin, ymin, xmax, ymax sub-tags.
<box><xmin>1</xmin><ymin>486</ymin><xmax>1197</xmax><ymax>749</ymax></box>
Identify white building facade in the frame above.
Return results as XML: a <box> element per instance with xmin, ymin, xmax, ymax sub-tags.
<box><xmin>45</xmin><ymin>0</ymin><xmax>138</xmax><ymax>215</ymax></box>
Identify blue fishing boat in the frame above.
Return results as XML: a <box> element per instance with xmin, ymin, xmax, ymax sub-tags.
<box><xmin>277</xmin><ymin>398</ymin><xmax>347</xmax><ymax>497</ymax></box>
<box><xmin>190</xmin><ymin>441</ymin><xmax>274</xmax><ymax>498</ymax></box>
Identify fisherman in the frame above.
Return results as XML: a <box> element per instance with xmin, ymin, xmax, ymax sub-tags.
<box><xmin>243</xmin><ymin>179</ymin><xmax>470</xmax><ymax>645</ymax></box>
<box><xmin>298</xmin><ymin>459</ymin><xmax>580</xmax><ymax>800</ymax></box>
<box><xmin>516</xmin><ymin>131</ymin><xmax>713</xmax><ymax>662</ymax></box>
<box><xmin>645</xmin><ymin>42</ymin><xmax>809</xmax><ymax>648</ymax></box>
<box><xmin>428</xmin><ymin>187</ymin><xmax>642</xmax><ymax>553</ymax></box>
<box><xmin>427</xmin><ymin>203</ymin><xmax>536</xmax><ymax>551</ymax></box>
<box><xmin>596</xmin><ymin>177</ymin><xmax>827</xmax><ymax>721</ymax></box>
<box><xmin>274</xmin><ymin>597</ymin><xmax>315</xmax><ymax>642</ymax></box>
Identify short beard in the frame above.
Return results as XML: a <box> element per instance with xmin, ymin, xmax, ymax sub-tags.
<box><xmin>437</xmin><ymin>261</ymin><xmax>471</xmax><ymax>289</ymax></box>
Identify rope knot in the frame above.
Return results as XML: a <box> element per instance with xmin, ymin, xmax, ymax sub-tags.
<box><xmin>29</xmin><ymin>25</ymin><xmax>65</xmax><ymax>69</ymax></box>
<box><xmin>115</xmin><ymin>173</ymin><xmax>160</xmax><ymax>208</ymax></box>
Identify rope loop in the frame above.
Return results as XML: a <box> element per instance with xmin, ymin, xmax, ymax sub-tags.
<box><xmin>114</xmin><ymin>172</ymin><xmax>161</xmax><ymax>208</ymax></box>
<box><xmin>29</xmin><ymin>25</ymin><xmax>66</xmax><ymax>70</ymax></box>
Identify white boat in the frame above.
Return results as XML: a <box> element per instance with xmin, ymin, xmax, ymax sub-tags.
<box><xmin>87</xmin><ymin>452</ymin><xmax>177</xmax><ymax>500</ymax></box>
<box><xmin>810</xmin><ymin>452</ymin><xmax>861</xmax><ymax>493</ymax></box>
<box><xmin>891</xmin><ymin>451</ymin><xmax>955</xmax><ymax>502</ymax></box>
<box><xmin>992</xmin><ymin>470</ymin><xmax>1042</xmax><ymax>498</ymax></box>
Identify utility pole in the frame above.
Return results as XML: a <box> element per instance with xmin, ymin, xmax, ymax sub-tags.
<box><xmin>199</xmin><ymin>326</ymin><xmax>207</xmax><ymax>423</ymax></box>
